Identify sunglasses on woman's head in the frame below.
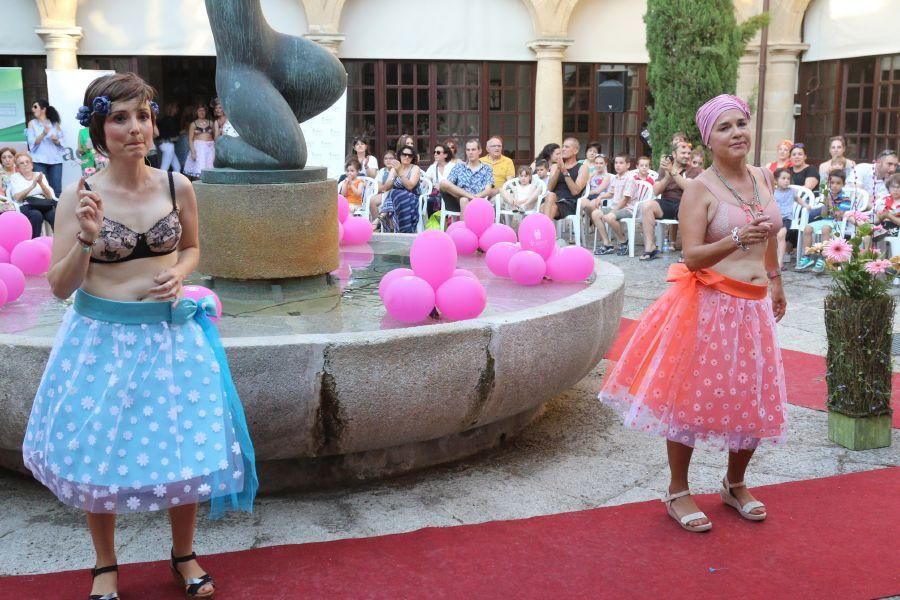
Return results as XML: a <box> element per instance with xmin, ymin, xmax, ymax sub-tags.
<box><xmin>792</xmin><ymin>143</ymin><xmax>805</xmax><ymax>150</ymax></box>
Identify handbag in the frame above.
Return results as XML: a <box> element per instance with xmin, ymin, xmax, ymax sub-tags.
<box><xmin>24</xmin><ymin>195</ymin><xmax>57</xmax><ymax>209</ymax></box>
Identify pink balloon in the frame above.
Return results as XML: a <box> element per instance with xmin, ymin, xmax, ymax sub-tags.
<box><xmin>10</xmin><ymin>240</ymin><xmax>50</xmax><ymax>276</ymax></box>
<box><xmin>0</xmin><ymin>245</ymin><xmax>9</xmax><ymax>263</ymax></box>
<box><xmin>485</xmin><ymin>242</ymin><xmax>520</xmax><ymax>278</ymax></box>
<box><xmin>337</xmin><ymin>194</ymin><xmax>350</xmax><ymax>224</ymax></box>
<box><xmin>182</xmin><ymin>284</ymin><xmax>223</xmax><ymax>324</ymax></box>
<box><xmin>338</xmin><ymin>221</ymin><xmax>345</xmax><ymax>244</ymax></box>
<box><xmin>479</xmin><ymin>223</ymin><xmax>517</xmax><ymax>252</ymax></box>
<box><xmin>383</xmin><ymin>275</ymin><xmax>435</xmax><ymax>323</ymax></box>
<box><xmin>547</xmin><ymin>246</ymin><xmax>595</xmax><ymax>282</ymax></box>
<box><xmin>35</xmin><ymin>236</ymin><xmax>54</xmax><ymax>251</ymax></box>
<box><xmin>448</xmin><ymin>226</ymin><xmax>479</xmax><ymax>256</ymax></box>
<box><xmin>410</xmin><ymin>230</ymin><xmax>457</xmax><ymax>290</ymax></box>
<box><xmin>341</xmin><ymin>216</ymin><xmax>373</xmax><ymax>245</ymax></box>
<box><xmin>508</xmin><ymin>250</ymin><xmax>546</xmax><ymax>286</ymax></box>
<box><xmin>0</xmin><ymin>279</ymin><xmax>7</xmax><ymax>307</ymax></box>
<box><xmin>518</xmin><ymin>213</ymin><xmax>557</xmax><ymax>259</ymax></box>
<box><xmin>446</xmin><ymin>220</ymin><xmax>468</xmax><ymax>234</ymax></box>
<box><xmin>0</xmin><ymin>263</ymin><xmax>26</xmax><ymax>302</ymax></box>
<box><xmin>0</xmin><ymin>212</ymin><xmax>32</xmax><ymax>253</ymax></box>
<box><xmin>462</xmin><ymin>198</ymin><xmax>495</xmax><ymax>238</ymax></box>
<box><xmin>342</xmin><ymin>243</ymin><xmax>374</xmax><ymax>269</ymax></box>
<box><xmin>453</xmin><ymin>268</ymin><xmax>478</xmax><ymax>281</ymax></box>
<box><xmin>436</xmin><ymin>276</ymin><xmax>487</xmax><ymax>321</ymax></box>
<box><xmin>379</xmin><ymin>267</ymin><xmax>415</xmax><ymax>300</ymax></box>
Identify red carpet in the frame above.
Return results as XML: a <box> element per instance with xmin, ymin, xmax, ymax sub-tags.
<box><xmin>608</xmin><ymin>318</ymin><xmax>900</xmax><ymax>428</ymax></box>
<box><xmin>3</xmin><ymin>468</ymin><xmax>898</xmax><ymax>599</ymax></box>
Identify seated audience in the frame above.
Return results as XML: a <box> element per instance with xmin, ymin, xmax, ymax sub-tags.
<box><xmin>818</xmin><ymin>135</ymin><xmax>856</xmax><ymax>180</ymax></box>
<box><xmin>499</xmin><ymin>165</ymin><xmax>541</xmax><ymax>213</ymax></box>
<box><xmin>540</xmin><ymin>137</ymin><xmax>589</xmax><ymax>221</ymax></box>
<box><xmin>424</xmin><ymin>143</ymin><xmax>455</xmax><ymax>215</ymax></box>
<box><xmin>533</xmin><ymin>159</ymin><xmax>550</xmax><ymax>187</ymax></box>
<box><xmin>873</xmin><ymin>173</ymin><xmax>900</xmax><ymax>241</ymax></box>
<box><xmin>638</xmin><ymin>141</ymin><xmax>701</xmax><ymax>260</ymax></box>
<box><xmin>439</xmin><ymin>138</ymin><xmax>494</xmax><ymax>215</ymax></box>
<box><xmin>591</xmin><ymin>153</ymin><xmax>635</xmax><ymax>256</ymax></box>
<box><xmin>10</xmin><ymin>152</ymin><xmax>56</xmax><ymax>238</ymax></box>
<box><xmin>582</xmin><ymin>141</ymin><xmax>602</xmax><ymax>175</ymax></box>
<box><xmin>443</xmin><ymin>138</ymin><xmax>462</xmax><ymax>165</ymax></box>
<box><xmin>481</xmin><ymin>136</ymin><xmax>515</xmax><ymax>196</ymax></box>
<box><xmin>531</xmin><ymin>143</ymin><xmax>561</xmax><ymax>173</ymax></box>
<box><xmin>797</xmin><ymin>169</ymin><xmax>852</xmax><ymax>273</ymax></box>
<box><xmin>586</xmin><ymin>154</ymin><xmax>611</xmax><ymax>211</ymax></box>
<box><xmin>690</xmin><ymin>147</ymin><xmax>706</xmax><ymax>169</ymax></box>
<box><xmin>767</xmin><ymin>139</ymin><xmax>793</xmax><ymax>172</ymax></box>
<box><xmin>789</xmin><ymin>144</ymin><xmax>819</xmax><ymax>191</ymax></box>
<box><xmin>338</xmin><ymin>158</ymin><xmax>365</xmax><ymax>211</ymax></box>
<box><xmin>379</xmin><ymin>145</ymin><xmax>422</xmax><ymax>233</ymax></box>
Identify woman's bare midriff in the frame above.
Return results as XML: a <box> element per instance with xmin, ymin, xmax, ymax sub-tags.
<box><xmin>710</xmin><ymin>242</ymin><xmax>769</xmax><ymax>285</ymax></box>
<box><xmin>81</xmin><ymin>254</ymin><xmax>179</xmax><ymax>302</ymax></box>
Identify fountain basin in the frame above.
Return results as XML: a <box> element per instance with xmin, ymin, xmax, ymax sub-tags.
<box><xmin>0</xmin><ymin>235</ymin><xmax>624</xmax><ymax>490</ymax></box>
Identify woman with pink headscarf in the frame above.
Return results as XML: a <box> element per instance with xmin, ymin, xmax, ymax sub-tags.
<box><xmin>600</xmin><ymin>94</ymin><xmax>787</xmax><ymax>533</ymax></box>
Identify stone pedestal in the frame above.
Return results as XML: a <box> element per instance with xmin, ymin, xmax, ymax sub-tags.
<box><xmin>194</xmin><ymin>172</ymin><xmax>339</xmax><ymax>279</ymax></box>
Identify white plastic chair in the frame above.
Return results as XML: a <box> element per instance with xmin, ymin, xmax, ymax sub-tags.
<box><xmin>615</xmin><ymin>180</ymin><xmax>656</xmax><ymax>257</ymax></box>
<box><xmin>789</xmin><ymin>185</ymin><xmax>819</xmax><ymax>266</ymax></box>
<box><xmin>414</xmin><ymin>177</ymin><xmax>434</xmax><ymax>233</ymax></box>
<box><xmin>495</xmin><ymin>178</ymin><xmax>546</xmax><ymax>226</ymax></box>
<box><xmin>351</xmin><ymin>176</ymin><xmax>378</xmax><ymax>219</ymax></box>
<box><xmin>553</xmin><ymin>184</ymin><xmax>591</xmax><ymax>247</ymax></box>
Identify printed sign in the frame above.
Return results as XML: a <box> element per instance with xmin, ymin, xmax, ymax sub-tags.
<box><xmin>0</xmin><ymin>67</ymin><xmax>26</xmax><ymax>145</ymax></box>
<box><xmin>300</xmin><ymin>90</ymin><xmax>347</xmax><ymax>179</ymax></box>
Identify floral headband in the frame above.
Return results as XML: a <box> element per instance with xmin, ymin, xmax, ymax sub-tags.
<box><xmin>76</xmin><ymin>96</ymin><xmax>159</xmax><ymax>127</ymax></box>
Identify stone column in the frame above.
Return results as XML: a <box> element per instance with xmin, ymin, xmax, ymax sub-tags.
<box><xmin>528</xmin><ymin>39</ymin><xmax>573</xmax><ymax>152</ymax></box>
<box><xmin>303</xmin><ymin>33</ymin><xmax>346</xmax><ymax>57</ymax></box>
<box><xmin>35</xmin><ymin>27</ymin><xmax>82</xmax><ymax>70</ymax></box>
<box><xmin>759</xmin><ymin>42</ymin><xmax>808</xmax><ymax>165</ymax></box>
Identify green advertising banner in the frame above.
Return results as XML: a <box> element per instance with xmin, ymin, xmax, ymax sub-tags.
<box><xmin>0</xmin><ymin>68</ymin><xmax>25</xmax><ymax>143</ymax></box>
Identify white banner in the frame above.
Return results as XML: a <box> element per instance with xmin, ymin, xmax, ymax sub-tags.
<box><xmin>300</xmin><ymin>90</ymin><xmax>347</xmax><ymax>180</ymax></box>
<box><xmin>45</xmin><ymin>69</ymin><xmax>115</xmax><ymax>190</ymax></box>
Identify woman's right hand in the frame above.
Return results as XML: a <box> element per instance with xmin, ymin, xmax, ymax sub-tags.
<box><xmin>737</xmin><ymin>215</ymin><xmax>772</xmax><ymax>247</ymax></box>
<box><xmin>75</xmin><ymin>178</ymin><xmax>104</xmax><ymax>240</ymax></box>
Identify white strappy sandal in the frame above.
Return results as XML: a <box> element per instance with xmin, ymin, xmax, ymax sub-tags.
<box><xmin>662</xmin><ymin>490</ymin><xmax>713</xmax><ymax>532</ymax></box>
<box><xmin>720</xmin><ymin>477</ymin><xmax>767</xmax><ymax>521</ymax></box>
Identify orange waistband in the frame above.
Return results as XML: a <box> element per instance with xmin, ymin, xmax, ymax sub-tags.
<box><xmin>667</xmin><ymin>264</ymin><xmax>768</xmax><ymax>300</ymax></box>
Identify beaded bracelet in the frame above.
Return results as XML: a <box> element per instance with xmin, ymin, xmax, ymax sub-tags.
<box><xmin>731</xmin><ymin>227</ymin><xmax>750</xmax><ymax>252</ymax></box>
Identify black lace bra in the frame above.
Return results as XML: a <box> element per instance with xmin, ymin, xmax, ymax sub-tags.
<box><xmin>88</xmin><ymin>171</ymin><xmax>182</xmax><ymax>264</ymax></box>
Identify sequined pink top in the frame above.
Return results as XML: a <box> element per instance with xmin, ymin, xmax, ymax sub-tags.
<box><xmin>696</xmin><ymin>166</ymin><xmax>782</xmax><ymax>243</ymax></box>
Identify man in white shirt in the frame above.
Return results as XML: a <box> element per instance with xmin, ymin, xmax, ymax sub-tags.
<box><xmin>850</xmin><ymin>149</ymin><xmax>897</xmax><ymax>199</ymax></box>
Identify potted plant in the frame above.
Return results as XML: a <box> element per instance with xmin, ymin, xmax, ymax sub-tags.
<box><xmin>814</xmin><ymin>214</ymin><xmax>894</xmax><ymax>449</ymax></box>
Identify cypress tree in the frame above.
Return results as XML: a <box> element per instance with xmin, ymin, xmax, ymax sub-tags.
<box><xmin>644</xmin><ymin>0</ymin><xmax>767</xmax><ymax>161</ymax></box>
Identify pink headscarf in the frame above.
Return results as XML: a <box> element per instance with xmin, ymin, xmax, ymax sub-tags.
<box><xmin>695</xmin><ymin>94</ymin><xmax>751</xmax><ymax>146</ymax></box>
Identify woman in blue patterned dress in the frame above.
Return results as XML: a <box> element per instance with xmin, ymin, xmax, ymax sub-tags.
<box><xmin>379</xmin><ymin>144</ymin><xmax>421</xmax><ymax>232</ymax></box>
<box><xmin>21</xmin><ymin>73</ymin><xmax>257</xmax><ymax>600</ymax></box>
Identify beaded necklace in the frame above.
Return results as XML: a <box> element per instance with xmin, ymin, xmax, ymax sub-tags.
<box><xmin>712</xmin><ymin>165</ymin><xmax>762</xmax><ymax>223</ymax></box>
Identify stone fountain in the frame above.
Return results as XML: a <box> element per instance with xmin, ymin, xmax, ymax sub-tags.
<box><xmin>0</xmin><ymin>2</ymin><xmax>626</xmax><ymax>492</ymax></box>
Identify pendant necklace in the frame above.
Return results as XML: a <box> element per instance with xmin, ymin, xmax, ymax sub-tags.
<box><xmin>712</xmin><ymin>165</ymin><xmax>762</xmax><ymax>223</ymax></box>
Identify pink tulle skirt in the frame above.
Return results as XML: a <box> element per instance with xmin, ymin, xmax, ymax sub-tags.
<box><xmin>183</xmin><ymin>140</ymin><xmax>215</xmax><ymax>177</ymax></box>
<box><xmin>600</xmin><ymin>265</ymin><xmax>788</xmax><ymax>451</ymax></box>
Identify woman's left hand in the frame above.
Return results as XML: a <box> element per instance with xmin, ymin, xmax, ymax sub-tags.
<box><xmin>770</xmin><ymin>280</ymin><xmax>787</xmax><ymax>322</ymax></box>
<box><xmin>149</xmin><ymin>268</ymin><xmax>184</xmax><ymax>301</ymax></box>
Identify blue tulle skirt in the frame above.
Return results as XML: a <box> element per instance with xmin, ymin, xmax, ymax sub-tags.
<box><xmin>22</xmin><ymin>290</ymin><xmax>257</xmax><ymax>519</ymax></box>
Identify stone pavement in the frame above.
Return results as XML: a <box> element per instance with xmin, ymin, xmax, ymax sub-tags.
<box><xmin>1</xmin><ymin>251</ymin><xmax>899</xmax><ymax>577</ymax></box>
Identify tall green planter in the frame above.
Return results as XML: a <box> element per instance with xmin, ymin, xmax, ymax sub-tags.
<box><xmin>823</xmin><ymin>294</ymin><xmax>894</xmax><ymax>450</ymax></box>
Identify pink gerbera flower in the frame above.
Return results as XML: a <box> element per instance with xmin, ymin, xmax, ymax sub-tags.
<box><xmin>865</xmin><ymin>259</ymin><xmax>892</xmax><ymax>275</ymax></box>
<box><xmin>823</xmin><ymin>238</ymin><xmax>852</xmax><ymax>263</ymax></box>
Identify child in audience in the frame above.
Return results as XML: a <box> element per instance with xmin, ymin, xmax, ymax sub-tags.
<box><xmin>874</xmin><ymin>173</ymin><xmax>900</xmax><ymax>239</ymax></box>
<box><xmin>500</xmin><ymin>165</ymin><xmax>540</xmax><ymax>213</ymax></box>
<box><xmin>339</xmin><ymin>157</ymin><xmax>365</xmax><ymax>211</ymax></box>
<box><xmin>690</xmin><ymin>147</ymin><xmax>706</xmax><ymax>169</ymax></box>
<box><xmin>773</xmin><ymin>168</ymin><xmax>798</xmax><ymax>268</ymax></box>
<box><xmin>369</xmin><ymin>151</ymin><xmax>396</xmax><ymax>221</ymax></box>
<box><xmin>634</xmin><ymin>156</ymin><xmax>655</xmax><ymax>185</ymax></box>
<box><xmin>591</xmin><ymin>153</ymin><xmax>635</xmax><ymax>256</ymax></box>
<box><xmin>797</xmin><ymin>169</ymin><xmax>851</xmax><ymax>273</ymax></box>
<box><xmin>586</xmin><ymin>154</ymin><xmax>611</xmax><ymax>207</ymax></box>
<box><xmin>534</xmin><ymin>159</ymin><xmax>550</xmax><ymax>187</ymax></box>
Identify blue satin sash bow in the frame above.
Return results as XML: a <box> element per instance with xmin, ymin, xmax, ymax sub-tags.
<box><xmin>180</xmin><ymin>295</ymin><xmax>259</xmax><ymax>520</ymax></box>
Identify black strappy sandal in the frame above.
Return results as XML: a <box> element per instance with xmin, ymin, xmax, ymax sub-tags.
<box><xmin>171</xmin><ymin>550</ymin><xmax>216</xmax><ymax>599</ymax></box>
<box><xmin>639</xmin><ymin>249</ymin><xmax>661</xmax><ymax>261</ymax></box>
<box><xmin>88</xmin><ymin>564</ymin><xmax>119</xmax><ymax>600</ymax></box>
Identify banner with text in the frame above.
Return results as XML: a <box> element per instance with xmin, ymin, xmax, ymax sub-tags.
<box><xmin>0</xmin><ymin>67</ymin><xmax>27</xmax><ymax>151</ymax></box>
<box><xmin>300</xmin><ymin>90</ymin><xmax>347</xmax><ymax>180</ymax></box>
